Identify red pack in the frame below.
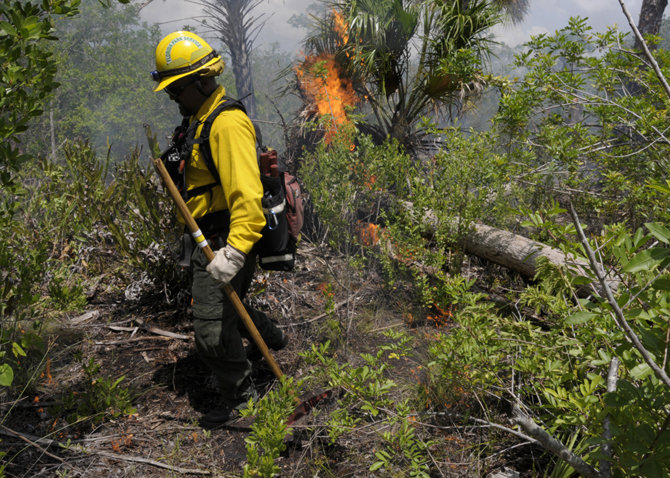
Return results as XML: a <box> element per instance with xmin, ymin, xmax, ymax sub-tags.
<box><xmin>257</xmin><ymin>149</ymin><xmax>304</xmax><ymax>271</ymax></box>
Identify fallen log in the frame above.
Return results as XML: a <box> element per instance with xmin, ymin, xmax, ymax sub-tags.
<box><xmin>398</xmin><ymin>202</ymin><xmax>620</xmax><ymax>295</ymax></box>
<box><xmin>464</xmin><ymin>223</ymin><xmax>620</xmax><ymax>295</ymax></box>
<box><xmin>466</xmin><ymin>223</ymin><xmax>578</xmax><ymax>277</ymax></box>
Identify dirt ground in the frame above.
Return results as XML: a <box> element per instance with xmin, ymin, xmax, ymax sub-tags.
<box><xmin>0</xmin><ymin>242</ymin><xmax>535</xmax><ymax>477</ymax></box>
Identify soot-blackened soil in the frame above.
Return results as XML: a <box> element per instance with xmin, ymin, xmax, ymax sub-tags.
<box><xmin>0</xmin><ymin>243</ymin><xmax>533</xmax><ymax>477</ymax></box>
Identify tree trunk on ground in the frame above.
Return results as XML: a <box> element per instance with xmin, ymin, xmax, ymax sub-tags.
<box><xmin>635</xmin><ymin>0</ymin><xmax>668</xmax><ymax>51</ymax></box>
<box><xmin>464</xmin><ymin>223</ymin><xmax>578</xmax><ymax>277</ymax></box>
<box><xmin>463</xmin><ymin>223</ymin><xmax>619</xmax><ymax>295</ymax></box>
<box><xmin>397</xmin><ymin>202</ymin><xmax>619</xmax><ymax>295</ymax></box>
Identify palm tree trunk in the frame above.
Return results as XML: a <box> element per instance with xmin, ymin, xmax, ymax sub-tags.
<box><xmin>228</xmin><ymin>31</ymin><xmax>257</xmax><ymax>119</ymax></box>
<box><xmin>224</xmin><ymin>0</ymin><xmax>257</xmax><ymax>119</ymax></box>
<box><xmin>203</xmin><ymin>0</ymin><xmax>260</xmax><ymax>119</ymax></box>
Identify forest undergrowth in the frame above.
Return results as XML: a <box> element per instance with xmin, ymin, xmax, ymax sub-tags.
<box><xmin>2</xmin><ymin>6</ymin><xmax>670</xmax><ymax>477</ymax></box>
<box><xmin>0</xmin><ymin>195</ymin><xmax>538</xmax><ymax>477</ymax></box>
<box><xmin>1</xmin><ymin>121</ymin><xmax>668</xmax><ymax>476</ymax></box>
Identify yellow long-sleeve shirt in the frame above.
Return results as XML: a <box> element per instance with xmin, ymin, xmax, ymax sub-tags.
<box><xmin>181</xmin><ymin>86</ymin><xmax>266</xmax><ymax>254</ymax></box>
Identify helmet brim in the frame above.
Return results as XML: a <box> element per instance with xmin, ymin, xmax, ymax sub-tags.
<box><xmin>153</xmin><ymin>55</ymin><xmax>222</xmax><ymax>92</ymax></box>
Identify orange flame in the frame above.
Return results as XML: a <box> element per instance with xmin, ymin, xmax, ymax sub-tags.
<box><xmin>295</xmin><ymin>10</ymin><xmax>357</xmax><ymax>144</ymax></box>
<box><xmin>357</xmin><ymin>221</ymin><xmax>380</xmax><ymax>246</ymax></box>
<box><xmin>332</xmin><ymin>9</ymin><xmax>349</xmax><ymax>46</ymax></box>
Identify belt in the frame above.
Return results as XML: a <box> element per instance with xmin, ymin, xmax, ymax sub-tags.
<box><xmin>178</xmin><ymin>210</ymin><xmax>231</xmax><ymax>267</ymax></box>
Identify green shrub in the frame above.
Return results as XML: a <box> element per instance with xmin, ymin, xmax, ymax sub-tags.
<box><xmin>425</xmin><ymin>217</ymin><xmax>670</xmax><ymax>475</ymax></box>
<box><xmin>57</xmin><ymin>357</ymin><xmax>136</xmax><ymax>425</ymax></box>
<box><xmin>301</xmin><ymin>332</ymin><xmax>434</xmax><ymax>476</ymax></box>
<box><xmin>61</xmin><ymin>140</ymin><xmax>184</xmax><ymax>295</ymax></box>
<box><xmin>495</xmin><ymin>17</ymin><xmax>670</xmax><ymax>229</ymax></box>
<box><xmin>242</xmin><ymin>378</ymin><xmax>298</xmax><ymax>477</ymax></box>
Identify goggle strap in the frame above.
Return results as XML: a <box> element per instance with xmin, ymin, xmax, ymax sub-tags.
<box><xmin>152</xmin><ymin>51</ymin><xmax>218</xmax><ymax>82</ymax></box>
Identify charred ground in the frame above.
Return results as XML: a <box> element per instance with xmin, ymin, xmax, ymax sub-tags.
<box><xmin>1</xmin><ymin>240</ymin><xmax>541</xmax><ymax>478</ymax></box>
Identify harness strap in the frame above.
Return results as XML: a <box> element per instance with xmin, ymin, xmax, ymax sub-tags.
<box><xmin>183</xmin><ymin>96</ymin><xmax>248</xmax><ymax>200</ymax></box>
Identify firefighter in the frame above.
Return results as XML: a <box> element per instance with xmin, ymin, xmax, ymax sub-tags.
<box><xmin>151</xmin><ymin>31</ymin><xmax>287</xmax><ymax>425</ymax></box>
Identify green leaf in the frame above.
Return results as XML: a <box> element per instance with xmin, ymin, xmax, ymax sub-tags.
<box><xmin>639</xmin><ymin>457</ymin><xmax>666</xmax><ymax>478</ymax></box>
<box><xmin>0</xmin><ymin>21</ymin><xmax>18</xmax><ymax>36</ymax></box>
<box><xmin>0</xmin><ymin>364</ymin><xmax>14</xmax><ymax>387</ymax></box>
<box><xmin>622</xmin><ymin>248</ymin><xmax>670</xmax><ymax>273</ymax></box>
<box><xmin>565</xmin><ymin>310</ymin><xmax>596</xmax><ymax>325</ymax></box>
<box><xmin>652</xmin><ymin>278</ymin><xmax>670</xmax><ymax>290</ymax></box>
<box><xmin>645</xmin><ymin>222</ymin><xmax>670</xmax><ymax>244</ymax></box>
<box><xmin>12</xmin><ymin>342</ymin><xmax>27</xmax><ymax>357</ymax></box>
<box><xmin>629</xmin><ymin>363</ymin><xmax>653</xmax><ymax>380</ymax></box>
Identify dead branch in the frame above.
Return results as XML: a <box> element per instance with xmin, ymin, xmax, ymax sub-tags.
<box><xmin>95</xmin><ymin>450</ymin><xmax>212</xmax><ymax>475</ymax></box>
<box><xmin>0</xmin><ymin>425</ymin><xmax>74</xmax><ymax>470</ymax></box>
<box><xmin>617</xmin><ymin>0</ymin><xmax>670</xmax><ymax>99</ymax></box>
<box><xmin>399</xmin><ymin>201</ymin><xmax>620</xmax><ymax>296</ymax></box>
<box><xmin>421</xmin><ymin>411</ymin><xmax>538</xmax><ymax>444</ymax></box>
<box><xmin>107</xmin><ymin>321</ymin><xmax>191</xmax><ymax>340</ymax></box>
<box><xmin>280</xmin><ymin>298</ymin><xmax>356</xmax><ymax>327</ymax></box>
<box><xmin>69</xmin><ymin>310</ymin><xmax>100</xmax><ymax>325</ymax></box>
<box><xmin>570</xmin><ymin>203</ymin><xmax>670</xmax><ymax>389</ymax></box>
<box><xmin>510</xmin><ymin>405</ymin><xmax>599</xmax><ymax>478</ymax></box>
<box><xmin>94</xmin><ymin>336</ymin><xmax>173</xmax><ymax>346</ymax></box>
<box><xmin>601</xmin><ymin>357</ymin><xmax>620</xmax><ymax>478</ymax></box>
<box><xmin>0</xmin><ymin>425</ymin><xmax>211</xmax><ymax>475</ymax></box>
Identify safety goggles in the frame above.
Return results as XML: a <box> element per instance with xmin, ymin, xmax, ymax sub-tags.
<box><xmin>150</xmin><ymin>51</ymin><xmax>218</xmax><ymax>83</ymax></box>
<box><xmin>164</xmin><ymin>80</ymin><xmax>194</xmax><ymax>99</ymax></box>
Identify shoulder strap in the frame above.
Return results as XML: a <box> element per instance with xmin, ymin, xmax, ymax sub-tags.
<box><xmin>195</xmin><ymin>96</ymin><xmax>247</xmax><ymax>185</ymax></box>
<box><xmin>181</xmin><ymin>96</ymin><xmax>248</xmax><ymax>200</ymax></box>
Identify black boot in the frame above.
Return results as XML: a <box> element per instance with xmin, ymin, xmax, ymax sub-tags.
<box><xmin>245</xmin><ymin>329</ymin><xmax>288</xmax><ymax>361</ymax></box>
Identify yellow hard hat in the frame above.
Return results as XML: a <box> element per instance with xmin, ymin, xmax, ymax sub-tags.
<box><xmin>151</xmin><ymin>31</ymin><xmax>224</xmax><ymax>92</ymax></box>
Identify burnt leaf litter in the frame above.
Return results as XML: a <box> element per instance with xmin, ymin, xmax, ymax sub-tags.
<box><xmin>1</xmin><ymin>241</ymin><xmax>532</xmax><ymax>477</ymax></box>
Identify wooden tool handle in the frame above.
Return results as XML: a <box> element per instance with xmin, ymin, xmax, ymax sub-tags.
<box><xmin>152</xmin><ymin>157</ymin><xmax>284</xmax><ymax>380</ymax></box>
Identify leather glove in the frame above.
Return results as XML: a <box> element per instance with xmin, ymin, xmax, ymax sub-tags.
<box><xmin>206</xmin><ymin>244</ymin><xmax>246</xmax><ymax>284</ymax></box>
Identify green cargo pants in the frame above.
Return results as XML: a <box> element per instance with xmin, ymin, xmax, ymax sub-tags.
<box><xmin>190</xmin><ymin>245</ymin><xmax>284</xmax><ymax>407</ymax></box>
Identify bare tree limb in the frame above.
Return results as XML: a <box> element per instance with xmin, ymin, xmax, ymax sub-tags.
<box><xmin>423</xmin><ymin>411</ymin><xmax>539</xmax><ymax>444</ymax></box>
<box><xmin>617</xmin><ymin>0</ymin><xmax>670</xmax><ymax>99</ymax></box>
<box><xmin>397</xmin><ymin>201</ymin><xmax>620</xmax><ymax>296</ymax></box>
<box><xmin>0</xmin><ymin>425</ymin><xmax>211</xmax><ymax>475</ymax></box>
<box><xmin>510</xmin><ymin>405</ymin><xmax>599</xmax><ymax>478</ymax></box>
<box><xmin>601</xmin><ymin>356</ymin><xmax>620</xmax><ymax>478</ymax></box>
<box><xmin>0</xmin><ymin>425</ymin><xmax>74</xmax><ymax>470</ymax></box>
<box><xmin>569</xmin><ymin>203</ymin><xmax>670</xmax><ymax>389</ymax></box>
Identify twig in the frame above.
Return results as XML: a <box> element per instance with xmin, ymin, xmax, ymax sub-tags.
<box><xmin>370</xmin><ymin>321</ymin><xmax>405</xmax><ymax>332</ymax></box>
<box><xmin>94</xmin><ymin>336</ymin><xmax>172</xmax><ymax>345</ymax></box>
<box><xmin>0</xmin><ymin>425</ymin><xmax>212</xmax><ymax>475</ymax></box>
<box><xmin>107</xmin><ymin>323</ymin><xmax>191</xmax><ymax>340</ymax></box>
<box><xmin>484</xmin><ymin>440</ymin><xmax>534</xmax><ymax>461</ymax></box>
<box><xmin>0</xmin><ymin>425</ymin><xmax>75</xmax><ymax>470</ymax></box>
<box><xmin>569</xmin><ymin>203</ymin><xmax>670</xmax><ymax>388</ymax></box>
<box><xmin>601</xmin><ymin>357</ymin><xmax>620</xmax><ymax>478</ymax></box>
<box><xmin>425</xmin><ymin>443</ymin><xmax>446</xmax><ymax>478</ymax></box>
<box><xmin>280</xmin><ymin>298</ymin><xmax>354</xmax><ymax>327</ymax></box>
<box><xmin>617</xmin><ymin>0</ymin><xmax>670</xmax><ymax>99</ymax></box>
<box><xmin>94</xmin><ymin>450</ymin><xmax>212</xmax><ymax>475</ymax></box>
<box><xmin>510</xmin><ymin>405</ymin><xmax>599</xmax><ymax>478</ymax></box>
<box><xmin>69</xmin><ymin>310</ymin><xmax>100</xmax><ymax>325</ymax></box>
<box><xmin>134</xmin><ymin>318</ymin><xmax>192</xmax><ymax>340</ymax></box>
<box><xmin>424</xmin><ymin>411</ymin><xmax>537</xmax><ymax>444</ymax></box>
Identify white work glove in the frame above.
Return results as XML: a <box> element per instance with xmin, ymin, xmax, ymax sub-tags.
<box><xmin>206</xmin><ymin>244</ymin><xmax>246</xmax><ymax>284</ymax></box>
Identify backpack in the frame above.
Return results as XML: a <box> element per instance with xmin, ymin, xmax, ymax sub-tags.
<box><xmin>163</xmin><ymin>96</ymin><xmax>303</xmax><ymax>271</ymax></box>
